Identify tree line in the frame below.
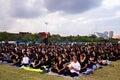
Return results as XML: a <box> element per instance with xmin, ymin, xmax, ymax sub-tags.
<box><xmin>0</xmin><ymin>32</ymin><xmax>119</xmax><ymax>43</ymax></box>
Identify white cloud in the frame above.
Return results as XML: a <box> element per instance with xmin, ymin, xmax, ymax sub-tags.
<box><xmin>0</xmin><ymin>0</ymin><xmax>120</xmax><ymax>36</ymax></box>
<box><xmin>102</xmin><ymin>0</ymin><xmax>120</xmax><ymax>9</ymax></box>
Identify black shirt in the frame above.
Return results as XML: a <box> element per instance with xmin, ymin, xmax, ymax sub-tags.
<box><xmin>0</xmin><ymin>53</ymin><xmax>4</xmax><ymax>58</ymax></box>
<box><xmin>80</xmin><ymin>59</ymin><xmax>88</xmax><ymax>68</ymax></box>
<box><xmin>44</xmin><ymin>59</ymin><xmax>51</xmax><ymax>67</ymax></box>
<box><xmin>56</xmin><ymin>61</ymin><xmax>65</xmax><ymax>70</ymax></box>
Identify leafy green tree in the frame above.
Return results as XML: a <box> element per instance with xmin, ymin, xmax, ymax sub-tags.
<box><xmin>22</xmin><ymin>34</ymin><xmax>34</xmax><ymax>41</ymax></box>
<box><xmin>0</xmin><ymin>32</ymin><xmax>9</xmax><ymax>41</ymax></box>
<box><xmin>0</xmin><ymin>37</ymin><xmax>4</xmax><ymax>41</ymax></box>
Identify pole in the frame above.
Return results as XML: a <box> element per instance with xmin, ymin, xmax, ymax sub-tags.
<box><xmin>45</xmin><ymin>22</ymin><xmax>48</xmax><ymax>33</ymax></box>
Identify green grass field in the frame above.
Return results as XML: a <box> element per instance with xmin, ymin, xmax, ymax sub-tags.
<box><xmin>0</xmin><ymin>61</ymin><xmax>120</xmax><ymax>80</ymax></box>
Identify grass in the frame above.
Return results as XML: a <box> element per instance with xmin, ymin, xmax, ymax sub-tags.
<box><xmin>0</xmin><ymin>60</ymin><xmax>120</xmax><ymax>80</ymax></box>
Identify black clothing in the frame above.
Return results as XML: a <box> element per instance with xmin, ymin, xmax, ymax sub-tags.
<box><xmin>80</xmin><ymin>59</ymin><xmax>88</xmax><ymax>73</ymax></box>
<box><xmin>44</xmin><ymin>59</ymin><xmax>51</xmax><ymax>68</ymax></box>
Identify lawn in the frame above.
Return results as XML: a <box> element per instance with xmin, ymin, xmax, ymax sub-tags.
<box><xmin>0</xmin><ymin>60</ymin><xmax>120</xmax><ymax>80</ymax></box>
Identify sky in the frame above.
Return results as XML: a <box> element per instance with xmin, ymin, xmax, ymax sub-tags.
<box><xmin>0</xmin><ymin>0</ymin><xmax>120</xmax><ymax>36</ymax></box>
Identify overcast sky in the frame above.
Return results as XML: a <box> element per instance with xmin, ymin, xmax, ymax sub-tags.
<box><xmin>0</xmin><ymin>0</ymin><xmax>120</xmax><ymax>36</ymax></box>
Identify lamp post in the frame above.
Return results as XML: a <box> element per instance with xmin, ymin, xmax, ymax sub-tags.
<box><xmin>45</xmin><ymin>22</ymin><xmax>48</xmax><ymax>33</ymax></box>
<box><xmin>44</xmin><ymin>22</ymin><xmax>48</xmax><ymax>45</ymax></box>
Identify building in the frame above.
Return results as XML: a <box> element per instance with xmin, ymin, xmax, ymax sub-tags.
<box><xmin>104</xmin><ymin>31</ymin><xmax>108</xmax><ymax>36</ymax></box>
<box><xmin>93</xmin><ymin>31</ymin><xmax>114</xmax><ymax>39</ymax></box>
<box><xmin>94</xmin><ymin>32</ymin><xmax>108</xmax><ymax>39</ymax></box>
<box><xmin>19</xmin><ymin>32</ymin><xmax>31</xmax><ymax>35</ymax></box>
<box><xmin>38</xmin><ymin>32</ymin><xmax>50</xmax><ymax>38</ymax></box>
<box><xmin>108</xmin><ymin>31</ymin><xmax>113</xmax><ymax>38</ymax></box>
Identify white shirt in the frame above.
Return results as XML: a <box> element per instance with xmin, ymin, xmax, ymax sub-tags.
<box><xmin>69</xmin><ymin>61</ymin><xmax>81</xmax><ymax>74</ymax></box>
<box><xmin>22</xmin><ymin>57</ymin><xmax>29</xmax><ymax>64</ymax></box>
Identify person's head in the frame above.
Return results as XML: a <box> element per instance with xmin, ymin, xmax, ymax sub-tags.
<box><xmin>80</xmin><ymin>54</ymin><xmax>86</xmax><ymax>60</ymax></box>
<box><xmin>23</xmin><ymin>53</ymin><xmax>27</xmax><ymax>57</ymax></box>
<box><xmin>11</xmin><ymin>51</ymin><xmax>15</xmax><ymax>55</ymax></box>
<box><xmin>36</xmin><ymin>53</ymin><xmax>41</xmax><ymax>58</ymax></box>
<box><xmin>63</xmin><ymin>54</ymin><xmax>67</xmax><ymax>58</ymax></box>
<box><xmin>72</xmin><ymin>56</ymin><xmax>77</xmax><ymax>63</ymax></box>
<box><xmin>72</xmin><ymin>51</ymin><xmax>76</xmax><ymax>56</ymax></box>
<box><xmin>50</xmin><ymin>51</ymin><xmax>53</xmax><ymax>55</ymax></box>
<box><xmin>90</xmin><ymin>55</ymin><xmax>95</xmax><ymax>60</ymax></box>
<box><xmin>36</xmin><ymin>53</ymin><xmax>39</xmax><ymax>57</ymax></box>
<box><xmin>55</xmin><ymin>53</ymin><xmax>59</xmax><ymax>57</ymax></box>
<box><xmin>58</xmin><ymin>55</ymin><xmax>63</xmax><ymax>61</ymax></box>
<box><xmin>45</xmin><ymin>54</ymin><xmax>49</xmax><ymax>60</ymax></box>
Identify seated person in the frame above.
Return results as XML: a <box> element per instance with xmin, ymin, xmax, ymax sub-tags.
<box><xmin>87</xmin><ymin>55</ymin><xmax>97</xmax><ymax>71</ymax></box>
<box><xmin>11</xmin><ymin>53</ymin><xmax>21</xmax><ymax>67</ymax></box>
<box><xmin>99</xmin><ymin>53</ymin><xmax>108</xmax><ymax>66</ymax></box>
<box><xmin>4</xmin><ymin>52</ymin><xmax>12</xmax><ymax>63</ymax></box>
<box><xmin>68</xmin><ymin>56</ymin><xmax>81</xmax><ymax>77</ymax></box>
<box><xmin>43</xmin><ymin>54</ymin><xmax>51</xmax><ymax>70</ymax></box>
<box><xmin>51</xmin><ymin>55</ymin><xmax>66</xmax><ymax>75</ymax></box>
<box><xmin>28</xmin><ymin>51</ymin><xmax>35</xmax><ymax>62</ymax></box>
<box><xmin>79</xmin><ymin>54</ymin><xmax>88</xmax><ymax>73</ymax></box>
<box><xmin>0</xmin><ymin>53</ymin><xmax>4</xmax><ymax>61</ymax></box>
<box><xmin>114</xmin><ymin>49</ymin><xmax>120</xmax><ymax>60</ymax></box>
<box><xmin>21</xmin><ymin>54</ymin><xmax>30</xmax><ymax>67</ymax></box>
<box><xmin>30</xmin><ymin>53</ymin><xmax>43</xmax><ymax>69</ymax></box>
<box><xmin>62</xmin><ymin>53</ymin><xmax>69</xmax><ymax>63</ymax></box>
<box><xmin>11</xmin><ymin>52</ymin><xmax>17</xmax><ymax>63</ymax></box>
<box><xmin>108</xmin><ymin>52</ymin><xmax>116</xmax><ymax>61</ymax></box>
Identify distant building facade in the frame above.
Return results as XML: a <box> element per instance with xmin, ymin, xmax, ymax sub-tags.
<box><xmin>38</xmin><ymin>32</ymin><xmax>50</xmax><ymax>38</ymax></box>
<box><xmin>94</xmin><ymin>32</ymin><xmax>108</xmax><ymax>39</ymax></box>
<box><xmin>108</xmin><ymin>31</ymin><xmax>113</xmax><ymax>38</ymax></box>
<box><xmin>19</xmin><ymin>32</ymin><xmax>31</xmax><ymax>35</ymax></box>
<box><xmin>93</xmin><ymin>31</ymin><xmax>114</xmax><ymax>39</ymax></box>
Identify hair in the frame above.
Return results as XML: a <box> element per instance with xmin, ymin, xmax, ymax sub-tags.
<box><xmin>72</xmin><ymin>55</ymin><xmax>77</xmax><ymax>60</ymax></box>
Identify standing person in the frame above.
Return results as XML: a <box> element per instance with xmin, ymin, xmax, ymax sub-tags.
<box><xmin>68</xmin><ymin>56</ymin><xmax>81</xmax><ymax>77</ymax></box>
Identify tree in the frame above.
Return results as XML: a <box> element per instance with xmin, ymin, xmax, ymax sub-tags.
<box><xmin>108</xmin><ymin>38</ymin><xmax>119</xmax><ymax>43</ymax></box>
<box><xmin>0</xmin><ymin>32</ymin><xmax>9</xmax><ymax>41</ymax></box>
<box><xmin>22</xmin><ymin>34</ymin><xmax>34</xmax><ymax>41</ymax></box>
<box><xmin>0</xmin><ymin>37</ymin><xmax>4</xmax><ymax>41</ymax></box>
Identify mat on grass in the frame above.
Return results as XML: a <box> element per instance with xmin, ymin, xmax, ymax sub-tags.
<box><xmin>22</xmin><ymin>67</ymin><xmax>43</xmax><ymax>72</ymax></box>
<box><xmin>47</xmin><ymin>72</ymin><xmax>82</xmax><ymax>79</ymax></box>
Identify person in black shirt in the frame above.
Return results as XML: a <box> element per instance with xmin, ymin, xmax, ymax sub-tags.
<box><xmin>79</xmin><ymin>54</ymin><xmax>88</xmax><ymax>73</ymax></box>
<box><xmin>51</xmin><ymin>55</ymin><xmax>67</xmax><ymax>75</ymax></box>
<box><xmin>30</xmin><ymin>53</ymin><xmax>43</xmax><ymax>69</ymax></box>
<box><xmin>87</xmin><ymin>55</ymin><xmax>97</xmax><ymax>70</ymax></box>
<box><xmin>0</xmin><ymin>53</ymin><xmax>4</xmax><ymax>61</ymax></box>
<box><xmin>11</xmin><ymin>54</ymin><xmax>21</xmax><ymax>67</ymax></box>
<box><xmin>43</xmin><ymin>54</ymin><xmax>51</xmax><ymax>69</ymax></box>
<box><xmin>53</xmin><ymin>53</ymin><xmax>59</xmax><ymax>64</ymax></box>
<box><xmin>114</xmin><ymin>49</ymin><xmax>120</xmax><ymax>60</ymax></box>
<box><xmin>28</xmin><ymin>51</ymin><xmax>35</xmax><ymax>62</ymax></box>
<box><xmin>11</xmin><ymin>52</ymin><xmax>17</xmax><ymax>63</ymax></box>
<box><xmin>108</xmin><ymin>52</ymin><xmax>116</xmax><ymax>61</ymax></box>
<box><xmin>49</xmin><ymin>51</ymin><xmax>54</xmax><ymax>64</ymax></box>
<box><xmin>63</xmin><ymin>53</ymin><xmax>69</xmax><ymax>63</ymax></box>
<box><xmin>99</xmin><ymin>53</ymin><xmax>108</xmax><ymax>66</ymax></box>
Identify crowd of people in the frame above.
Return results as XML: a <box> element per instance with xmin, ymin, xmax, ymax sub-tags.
<box><xmin>0</xmin><ymin>42</ymin><xmax>120</xmax><ymax>77</ymax></box>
